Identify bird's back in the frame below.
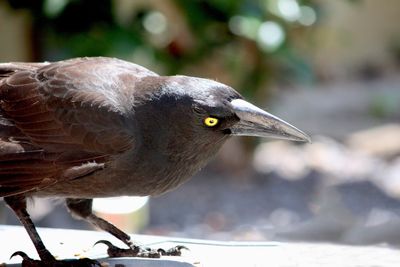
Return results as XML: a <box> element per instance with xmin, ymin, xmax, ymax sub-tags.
<box><xmin>0</xmin><ymin>57</ymin><xmax>157</xmax><ymax>197</ymax></box>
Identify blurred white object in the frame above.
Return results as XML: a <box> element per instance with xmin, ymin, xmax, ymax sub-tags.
<box><xmin>93</xmin><ymin>196</ymin><xmax>148</xmax><ymax>214</ymax></box>
<box><xmin>253</xmin><ymin>140</ymin><xmax>310</xmax><ymax>179</ymax></box>
<box><xmin>347</xmin><ymin>123</ymin><xmax>400</xmax><ymax>158</ymax></box>
<box><xmin>93</xmin><ymin>196</ymin><xmax>149</xmax><ymax>232</ymax></box>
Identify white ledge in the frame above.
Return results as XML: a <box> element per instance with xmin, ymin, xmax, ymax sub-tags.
<box><xmin>0</xmin><ymin>225</ymin><xmax>399</xmax><ymax>267</ymax></box>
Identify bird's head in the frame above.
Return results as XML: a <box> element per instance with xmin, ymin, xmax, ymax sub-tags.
<box><xmin>134</xmin><ymin>76</ymin><xmax>310</xmax><ymax>150</ymax></box>
<box><xmin>130</xmin><ymin>75</ymin><xmax>310</xmax><ymax>192</ymax></box>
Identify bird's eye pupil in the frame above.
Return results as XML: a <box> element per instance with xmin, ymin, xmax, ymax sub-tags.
<box><xmin>204</xmin><ymin>117</ymin><xmax>219</xmax><ymax>127</ymax></box>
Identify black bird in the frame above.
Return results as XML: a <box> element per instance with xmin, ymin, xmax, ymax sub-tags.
<box><xmin>0</xmin><ymin>57</ymin><xmax>310</xmax><ymax>265</ymax></box>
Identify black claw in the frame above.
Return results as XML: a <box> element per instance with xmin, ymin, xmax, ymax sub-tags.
<box><xmin>94</xmin><ymin>240</ymin><xmax>187</xmax><ymax>258</ymax></box>
<box><xmin>94</xmin><ymin>239</ymin><xmax>142</xmax><ymax>258</ymax></box>
<box><xmin>93</xmin><ymin>240</ymin><xmax>114</xmax><ymax>248</ymax></box>
<box><xmin>10</xmin><ymin>251</ymin><xmax>30</xmax><ymax>260</ymax></box>
<box><xmin>10</xmin><ymin>251</ymin><xmax>99</xmax><ymax>267</ymax></box>
<box><xmin>176</xmin><ymin>245</ymin><xmax>189</xmax><ymax>251</ymax></box>
<box><xmin>161</xmin><ymin>245</ymin><xmax>189</xmax><ymax>256</ymax></box>
<box><xmin>10</xmin><ymin>251</ymin><xmax>43</xmax><ymax>267</ymax></box>
<box><xmin>157</xmin><ymin>248</ymin><xmax>166</xmax><ymax>255</ymax></box>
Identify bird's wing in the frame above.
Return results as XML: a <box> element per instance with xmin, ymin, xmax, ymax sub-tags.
<box><xmin>0</xmin><ymin>57</ymin><xmax>157</xmax><ymax>196</ymax></box>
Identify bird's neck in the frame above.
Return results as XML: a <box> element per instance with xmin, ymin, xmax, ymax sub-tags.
<box><xmin>117</xmin><ymin>125</ymin><xmax>227</xmax><ymax>196</ymax></box>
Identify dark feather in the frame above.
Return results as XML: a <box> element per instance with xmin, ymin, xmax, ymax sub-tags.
<box><xmin>0</xmin><ymin>57</ymin><xmax>157</xmax><ymax>196</ymax></box>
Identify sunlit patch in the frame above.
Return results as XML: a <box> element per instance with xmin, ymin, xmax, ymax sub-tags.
<box><xmin>257</xmin><ymin>21</ymin><xmax>285</xmax><ymax>52</ymax></box>
<box><xmin>143</xmin><ymin>11</ymin><xmax>167</xmax><ymax>35</ymax></box>
<box><xmin>298</xmin><ymin>6</ymin><xmax>317</xmax><ymax>26</ymax></box>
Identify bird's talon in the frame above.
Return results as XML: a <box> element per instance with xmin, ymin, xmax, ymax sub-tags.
<box><xmin>10</xmin><ymin>251</ymin><xmax>30</xmax><ymax>260</ymax></box>
<box><xmin>93</xmin><ymin>240</ymin><xmax>114</xmax><ymax>248</ymax></box>
<box><xmin>95</xmin><ymin>240</ymin><xmax>175</xmax><ymax>258</ymax></box>
<box><xmin>94</xmin><ymin>240</ymin><xmax>144</xmax><ymax>258</ymax></box>
<box><xmin>161</xmin><ymin>245</ymin><xmax>189</xmax><ymax>256</ymax></box>
<box><xmin>176</xmin><ymin>245</ymin><xmax>189</xmax><ymax>251</ymax></box>
<box><xmin>10</xmin><ymin>251</ymin><xmax>99</xmax><ymax>267</ymax></box>
<box><xmin>157</xmin><ymin>248</ymin><xmax>166</xmax><ymax>255</ymax></box>
<box><xmin>10</xmin><ymin>251</ymin><xmax>42</xmax><ymax>267</ymax></box>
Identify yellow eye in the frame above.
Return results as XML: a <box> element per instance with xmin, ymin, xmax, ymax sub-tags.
<box><xmin>204</xmin><ymin>117</ymin><xmax>219</xmax><ymax>127</ymax></box>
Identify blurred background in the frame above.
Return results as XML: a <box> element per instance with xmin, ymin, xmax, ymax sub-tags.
<box><xmin>1</xmin><ymin>0</ymin><xmax>400</xmax><ymax>246</ymax></box>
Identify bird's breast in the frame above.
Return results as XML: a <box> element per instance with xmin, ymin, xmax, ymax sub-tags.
<box><xmin>34</xmin><ymin>137</ymin><xmax>225</xmax><ymax>198</ymax></box>
<box><xmin>109</xmin><ymin>138</ymin><xmax>225</xmax><ymax>197</ymax></box>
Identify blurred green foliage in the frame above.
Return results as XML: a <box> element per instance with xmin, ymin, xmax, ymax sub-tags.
<box><xmin>4</xmin><ymin>0</ymin><xmax>318</xmax><ymax>100</ymax></box>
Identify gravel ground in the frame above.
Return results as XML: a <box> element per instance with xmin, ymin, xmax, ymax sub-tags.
<box><xmin>145</xmin><ymin>167</ymin><xmax>400</xmax><ymax>245</ymax></box>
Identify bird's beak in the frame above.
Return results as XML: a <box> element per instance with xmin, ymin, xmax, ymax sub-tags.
<box><xmin>229</xmin><ymin>99</ymin><xmax>311</xmax><ymax>142</ymax></box>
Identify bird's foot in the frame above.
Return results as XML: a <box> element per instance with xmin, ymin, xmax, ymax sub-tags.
<box><xmin>157</xmin><ymin>245</ymin><xmax>188</xmax><ymax>256</ymax></box>
<box><xmin>95</xmin><ymin>240</ymin><xmax>188</xmax><ymax>258</ymax></box>
<box><xmin>11</xmin><ymin>251</ymin><xmax>100</xmax><ymax>267</ymax></box>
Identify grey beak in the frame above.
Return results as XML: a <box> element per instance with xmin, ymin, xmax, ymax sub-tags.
<box><xmin>230</xmin><ymin>99</ymin><xmax>311</xmax><ymax>142</ymax></box>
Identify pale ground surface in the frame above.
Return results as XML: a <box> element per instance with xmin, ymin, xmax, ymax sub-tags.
<box><xmin>1</xmin><ymin>225</ymin><xmax>399</xmax><ymax>267</ymax></box>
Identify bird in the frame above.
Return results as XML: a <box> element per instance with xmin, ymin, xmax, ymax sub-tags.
<box><xmin>0</xmin><ymin>57</ymin><xmax>310</xmax><ymax>266</ymax></box>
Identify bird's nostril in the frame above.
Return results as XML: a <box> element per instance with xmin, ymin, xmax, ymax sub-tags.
<box><xmin>222</xmin><ymin>128</ymin><xmax>232</xmax><ymax>135</ymax></box>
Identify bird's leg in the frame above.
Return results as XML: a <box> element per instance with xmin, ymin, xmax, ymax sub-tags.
<box><xmin>5</xmin><ymin>196</ymin><xmax>98</xmax><ymax>266</ymax></box>
<box><xmin>66</xmin><ymin>199</ymin><xmax>133</xmax><ymax>246</ymax></box>
<box><xmin>66</xmin><ymin>198</ymin><xmax>186</xmax><ymax>258</ymax></box>
<box><xmin>5</xmin><ymin>196</ymin><xmax>55</xmax><ymax>263</ymax></box>
<box><xmin>66</xmin><ymin>198</ymin><xmax>159</xmax><ymax>258</ymax></box>
<box><xmin>66</xmin><ymin>198</ymin><xmax>157</xmax><ymax>257</ymax></box>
